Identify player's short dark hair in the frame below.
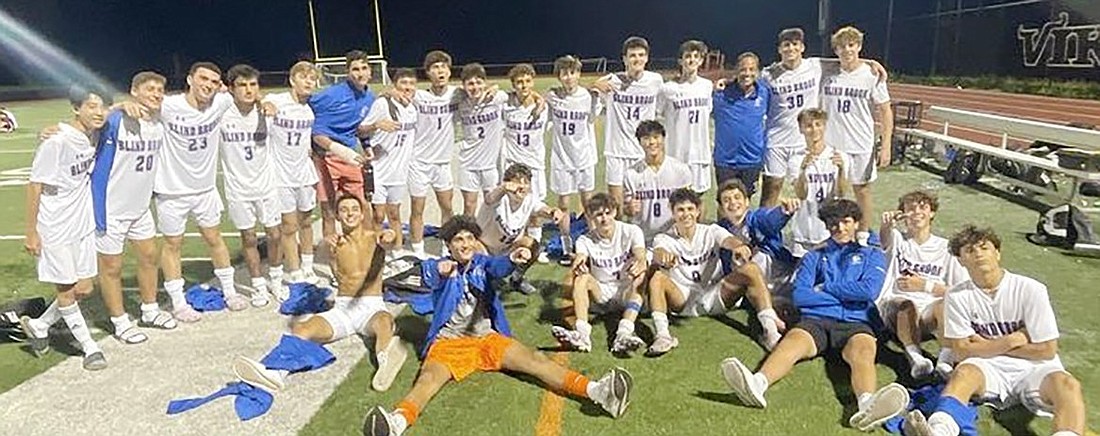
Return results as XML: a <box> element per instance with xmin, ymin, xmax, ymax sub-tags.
<box><xmin>508</xmin><ymin>63</ymin><xmax>536</xmax><ymax>81</ymax></box>
<box><xmin>897</xmin><ymin>190</ymin><xmax>939</xmax><ymax>213</ymax></box>
<box><xmin>778</xmin><ymin>27</ymin><xmax>805</xmax><ymax>44</ymax></box>
<box><xmin>798</xmin><ymin>108</ymin><xmax>828</xmax><ymax>126</ymax></box>
<box><xmin>717</xmin><ymin>179</ymin><xmax>749</xmax><ymax>201</ymax></box>
<box><xmin>669</xmin><ymin>188</ymin><xmax>702</xmax><ymax>209</ymax></box>
<box><xmin>346</xmin><ymin>50</ymin><xmax>370</xmax><ymax>67</ymax></box>
<box><xmin>393</xmin><ymin>68</ymin><xmax>417</xmax><ymax>81</ymax></box>
<box><xmin>130</xmin><ymin>71</ymin><xmax>166</xmax><ymax>90</ymax></box>
<box><xmin>634</xmin><ymin>120</ymin><xmax>665</xmax><ymax>140</ymax></box>
<box><xmin>439</xmin><ymin>215</ymin><xmax>482</xmax><ymax>242</ymax></box>
<box><xmin>334</xmin><ymin>193</ymin><xmax>362</xmax><ymax>209</ymax></box>
<box><xmin>225</xmin><ymin>64</ymin><xmax>260</xmax><ymax>86</ymax></box>
<box><xmin>736</xmin><ymin>52</ymin><xmax>760</xmax><ymax>67</ymax></box>
<box><xmin>818</xmin><ymin>198</ymin><xmax>862</xmax><ymax>228</ymax></box>
<box><xmin>68</xmin><ymin>85</ymin><xmax>112</xmax><ymax>108</ymax></box>
<box><xmin>502</xmin><ymin>163</ymin><xmax>533</xmax><ymax>183</ymax></box>
<box><xmin>622</xmin><ymin>36</ymin><xmax>650</xmax><ymax>55</ymax></box>
<box><xmin>423</xmin><ymin>50</ymin><xmax>452</xmax><ymax>71</ymax></box>
<box><xmin>949</xmin><ymin>225</ymin><xmax>1002</xmax><ymax>257</ymax></box>
<box><xmin>460</xmin><ymin>63</ymin><xmax>487</xmax><ymax>82</ymax></box>
<box><xmin>585</xmin><ymin>193</ymin><xmax>618</xmax><ymax>214</ymax></box>
<box><xmin>679</xmin><ymin>40</ymin><xmax>708</xmax><ymax>56</ymax></box>
<box><xmin>553</xmin><ymin>55</ymin><xmax>583</xmax><ymax>75</ymax></box>
<box><xmin>188</xmin><ymin>62</ymin><xmax>221</xmax><ymax>77</ymax></box>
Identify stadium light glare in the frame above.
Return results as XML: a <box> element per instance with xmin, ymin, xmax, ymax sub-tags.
<box><xmin>0</xmin><ymin>6</ymin><xmax>117</xmax><ymax>94</ymax></box>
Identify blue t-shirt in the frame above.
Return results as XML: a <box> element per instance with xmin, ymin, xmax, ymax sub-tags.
<box><xmin>308</xmin><ymin>80</ymin><xmax>375</xmax><ymax>151</ymax></box>
<box><xmin>713</xmin><ymin>79</ymin><xmax>770</xmax><ymax>169</ymax></box>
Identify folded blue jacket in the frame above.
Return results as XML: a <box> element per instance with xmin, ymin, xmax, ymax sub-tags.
<box><xmin>185</xmin><ymin>284</ymin><xmax>226</xmax><ymax>312</ymax></box>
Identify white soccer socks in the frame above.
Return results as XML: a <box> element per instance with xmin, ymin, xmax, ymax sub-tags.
<box><xmin>935</xmin><ymin>348</ymin><xmax>955</xmax><ymax>377</ymax></box>
<box><xmin>905</xmin><ymin>344</ymin><xmax>935</xmax><ymax>378</ymax></box>
<box><xmin>756</xmin><ymin>309</ymin><xmax>782</xmax><ymax>350</ymax></box>
<box><xmin>216</xmin><ymin>267</ymin><xmax>248</xmax><ymax>311</ymax></box>
<box><xmin>652</xmin><ymin>312</ymin><xmax>670</xmax><ymax>338</ymax></box>
<box><xmin>60</xmin><ymin>303</ymin><xmax>100</xmax><ymax>356</ymax></box>
<box><xmin>165</xmin><ymin>278</ymin><xmax>201</xmax><ymax>322</ymax></box>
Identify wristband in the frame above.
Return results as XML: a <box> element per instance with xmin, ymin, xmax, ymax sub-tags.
<box><xmin>923</xmin><ymin>280</ymin><xmax>935</xmax><ymax>294</ymax></box>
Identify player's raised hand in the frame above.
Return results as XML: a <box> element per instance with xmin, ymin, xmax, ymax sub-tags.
<box><xmin>114</xmin><ymin>100</ymin><xmax>149</xmax><ymax>119</ymax></box>
<box><xmin>23</xmin><ymin>231</ymin><xmax>41</xmax><ymax>257</ymax></box>
<box><xmin>881</xmin><ymin>210</ymin><xmax>906</xmax><ymax>228</ymax></box>
<box><xmin>37</xmin><ymin>124</ymin><xmax>62</xmax><ymax>141</ymax></box>
<box><xmin>734</xmin><ymin>245</ymin><xmax>753</xmax><ymax>263</ymax></box>
<box><xmin>654</xmin><ymin>248</ymin><xmax>677</xmax><ymax>268</ymax></box>
<box><xmin>378</xmin><ymin>229</ymin><xmax>398</xmax><ymax>247</ymax></box>
<box><xmin>589</xmin><ymin>78</ymin><xmax>612</xmax><ymax>94</ymax></box>
<box><xmin>502</xmin><ymin>180</ymin><xmax>521</xmax><ymax>194</ymax></box>
<box><xmin>779</xmin><ymin>198</ymin><xmax>801</xmax><ymax>214</ymax></box>
<box><xmin>480</xmin><ymin>84</ymin><xmax>502</xmax><ymax>104</ymax></box>
<box><xmin>324</xmin><ymin>232</ymin><xmax>343</xmax><ymax>248</ymax></box>
<box><xmin>509</xmin><ymin>246</ymin><xmax>532</xmax><ymax>264</ymax></box>
<box><xmin>895</xmin><ymin>274</ymin><xmax>925</xmax><ymax>292</ymax></box>
<box><xmin>437</xmin><ymin>260</ymin><xmax>457</xmax><ymax>277</ymax></box>
<box><xmin>259</xmin><ymin>101</ymin><xmax>277</xmax><ymax>117</ymax></box>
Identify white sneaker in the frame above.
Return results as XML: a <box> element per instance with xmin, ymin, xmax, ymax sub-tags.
<box><xmin>934</xmin><ymin>360</ymin><xmax>954</xmax><ymax>379</ymax></box>
<box><xmin>910</xmin><ymin>356</ymin><xmax>935</xmax><ymax>379</ymax></box>
<box><xmin>592</xmin><ymin>367</ymin><xmax>633</xmax><ymax>418</ymax></box>
<box><xmin>362</xmin><ymin>405</ymin><xmax>407</xmax><ymax>436</ymax></box>
<box><xmin>551</xmin><ymin>326</ymin><xmax>592</xmax><ymax>352</ymax></box>
<box><xmin>610</xmin><ymin>331</ymin><xmax>645</xmax><ymax>355</ymax></box>
<box><xmin>902</xmin><ymin>409</ymin><xmax>934</xmax><ymax>436</ymax></box>
<box><xmin>645</xmin><ymin>334</ymin><xmax>679</xmax><ymax>357</ymax></box>
<box><xmin>537</xmin><ymin>252</ymin><xmax>550</xmax><ymax>264</ymax></box>
<box><xmin>250</xmin><ymin>287</ymin><xmax>271</xmax><ymax>308</ymax></box>
<box><xmin>271</xmin><ymin>279</ymin><xmax>291</xmax><ymax>303</ymax></box>
<box><xmin>719</xmin><ymin>357</ymin><xmax>767</xmax><ymax>408</ymax></box>
<box><xmin>232</xmin><ymin>356</ymin><xmax>285</xmax><ymax>392</ymax></box>
<box><xmin>372</xmin><ymin>337</ymin><xmax>409</xmax><ymax>392</ymax></box>
<box><xmin>849</xmin><ymin>383</ymin><xmax>910</xmax><ymax>432</ymax></box>
<box><xmin>225</xmin><ymin>294</ymin><xmax>250</xmax><ymax>311</ymax></box>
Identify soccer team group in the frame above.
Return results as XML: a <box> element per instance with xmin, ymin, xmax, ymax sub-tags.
<box><xmin>19</xmin><ymin>21</ymin><xmax>1087</xmax><ymax>436</ymax></box>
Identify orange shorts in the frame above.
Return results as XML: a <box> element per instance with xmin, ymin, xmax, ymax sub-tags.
<box><xmin>313</xmin><ymin>154</ymin><xmax>370</xmax><ymax>204</ymax></box>
<box><xmin>424</xmin><ymin>332</ymin><xmax>516</xmax><ymax>381</ymax></box>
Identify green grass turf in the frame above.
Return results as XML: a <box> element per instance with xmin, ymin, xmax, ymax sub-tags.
<box><xmin>1</xmin><ymin>78</ymin><xmax>1097</xmax><ymax>435</ymax></box>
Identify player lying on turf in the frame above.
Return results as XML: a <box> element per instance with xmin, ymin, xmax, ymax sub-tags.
<box><xmin>552</xmin><ymin>193</ymin><xmax>647</xmax><ymax>355</ymax></box>
<box><xmin>720</xmin><ymin>198</ymin><xmax>910</xmax><ymax>432</ymax></box>
<box><xmin>231</xmin><ymin>194</ymin><xmax>408</xmax><ymax>393</ymax></box>
<box><xmin>646</xmin><ymin>188</ymin><xmax>785</xmax><ymax>355</ymax></box>
<box><xmin>361</xmin><ymin>215</ymin><xmax>633</xmax><ymax>436</ymax></box>
<box><xmin>904</xmin><ymin>226</ymin><xmax>1086</xmax><ymax>436</ymax></box>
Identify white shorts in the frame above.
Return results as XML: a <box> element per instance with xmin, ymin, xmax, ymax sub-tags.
<box><xmin>672</xmin><ymin>277</ymin><xmax>727</xmax><ymax>317</ymax></box>
<box><xmin>844</xmin><ymin>152</ymin><xmax>877</xmax><ymax>185</ymax></box>
<box><xmin>879</xmin><ymin>296</ymin><xmax>939</xmax><ymax>333</ymax></box>
<box><xmin>371</xmin><ymin>183</ymin><xmax>408</xmax><ymax>205</ymax></box>
<box><xmin>550</xmin><ymin>166</ymin><xmax>596</xmax><ymax>196</ymax></box>
<box><xmin>95</xmin><ymin>209</ymin><xmax>157</xmax><ymax>255</ymax></box>
<box><xmin>318</xmin><ymin>295</ymin><xmax>389</xmax><ymax>342</ymax></box>
<box><xmin>278</xmin><ymin>185</ymin><xmax>317</xmax><ymax>214</ymax></box>
<box><xmin>593</xmin><ymin>280</ymin><xmax>632</xmax><ymax>306</ymax></box>
<box><xmin>228</xmin><ymin>195</ymin><xmax>282</xmax><ymax>230</ymax></box>
<box><xmin>763</xmin><ymin>146</ymin><xmax>806</xmax><ymax>179</ymax></box>
<box><xmin>605</xmin><ymin>156</ymin><xmax>639</xmax><ymax>186</ymax></box>
<box><xmin>961</xmin><ymin>355</ymin><xmax>1066</xmax><ymax>417</ymax></box>
<box><xmin>408</xmin><ymin>161</ymin><xmax>454</xmax><ymax>197</ymax></box>
<box><xmin>458</xmin><ymin>167</ymin><xmax>499</xmax><ymax>193</ymax></box>
<box><xmin>155</xmin><ymin>190</ymin><xmax>224</xmax><ymax>236</ymax></box>
<box><xmin>38</xmin><ymin>234</ymin><xmax>97</xmax><ymax>284</ymax></box>
<box><xmin>689</xmin><ymin>163</ymin><xmax>712</xmax><ymax>193</ymax></box>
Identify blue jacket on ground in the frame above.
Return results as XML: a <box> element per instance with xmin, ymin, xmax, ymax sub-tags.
<box><xmin>792</xmin><ymin>238</ymin><xmax>886</xmax><ymax>324</ymax></box>
<box><xmin>419</xmin><ymin>254</ymin><xmax>515</xmax><ymax>358</ymax></box>
<box><xmin>308</xmin><ymin>80</ymin><xmax>375</xmax><ymax>151</ymax></box>
<box><xmin>717</xmin><ymin>206</ymin><xmax>796</xmax><ymax>274</ymax></box>
<box><xmin>713</xmin><ymin>79</ymin><xmax>771</xmax><ymax>169</ymax></box>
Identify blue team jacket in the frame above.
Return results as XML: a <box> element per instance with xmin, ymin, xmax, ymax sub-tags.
<box><xmin>792</xmin><ymin>238</ymin><xmax>886</xmax><ymax>324</ymax></box>
<box><xmin>419</xmin><ymin>254</ymin><xmax>515</xmax><ymax>358</ymax></box>
<box><xmin>713</xmin><ymin>79</ymin><xmax>771</xmax><ymax>169</ymax></box>
<box><xmin>90</xmin><ymin>110</ymin><xmax>125</xmax><ymax>233</ymax></box>
<box><xmin>308</xmin><ymin>80</ymin><xmax>375</xmax><ymax>151</ymax></box>
<box><xmin>717</xmin><ymin>206</ymin><xmax>796</xmax><ymax>274</ymax></box>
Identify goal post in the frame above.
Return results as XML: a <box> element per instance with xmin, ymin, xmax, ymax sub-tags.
<box><xmin>307</xmin><ymin>0</ymin><xmax>389</xmax><ymax>85</ymax></box>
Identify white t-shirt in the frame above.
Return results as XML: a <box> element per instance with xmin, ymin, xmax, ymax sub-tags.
<box><xmin>104</xmin><ymin>115</ymin><xmax>162</xmax><ymax>219</ymax></box>
<box><xmin>457</xmin><ymin>90</ymin><xmax>509</xmax><ymax>170</ymax></box>
<box><xmin>363</xmin><ymin>97</ymin><xmax>418</xmax><ymax>186</ymax></box>
<box><xmin>157</xmin><ymin>93</ymin><xmax>234</xmax><ymax>195</ymax></box>
<box><xmin>790</xmin><ymin>146</ymin><xmax>848</xmax><ymax>246</ymax></box>
<box><xmin>658</xmin><ymin>76</ymin><xmax>714</xmax><ymax>164</ymax></box>
<box><xmin>502</xmin><ymin>100</ymin><xmax>549</xmax><ymax>170</ymax></box>
<box><xmin>654</xmin><ymin>223</ymin><xmax>733</xmax><ymax>287</ymax></box>
<box><xmin>218</xmin><ymin>104</ymin><xmax>273</xmax><ymax>202</ymax></box>
<box><xmin>576</xmin><ymin>221</ymin><xmax>646</xmax><ymax>284</ymax></box>
<box><xmin>546</xmin><ymin>87</ymin><xmax>599</xmax><ymax>171</ymax></box>
<box><xmin>264</xmin><ymin>92</ymin><xmax>318</xmax><ymax>187</ymax></box>
<box><xmin>623</xmin><ymin>156</ymin><xmax>692</xmax><ymax>243</ymax></box>
<box><xmin>476</xmin><ymin>193</ymin><xmax>547</xmax><ymax>255</ymax></box>
<box><xmin>762</xmin><ymin>57</ymin><xmax>823</xmax><ymax>150</ymax></box>
<box><xmin>821</xmin><ymin>63</ymin><xmax>890</xmax><ymax>154</ymax></box>
<box><xmin>878</xmin><ymin>230</ymin><xmax>970</xmax><ymax>307</ymax></box>
<box><xmin>30</xmin><ymin>123</ymin><xmax>95</xmax><ymax>245</ymax></box>
<box><xmin>601</xmin><ymin>71</ymin><xmax>663</xmax><ymax>159</ymax></box>
<box><xmin>413</xmin><ymin>86</ymin><xmax>459</xmax><ymax>164</ymax></box>
<box><xmin>944</xmin><ymin>271</ymin><xmax>1063</xmax><ymax>367</ymax></box>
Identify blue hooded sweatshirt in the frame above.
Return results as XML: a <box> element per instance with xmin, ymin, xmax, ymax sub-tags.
<box><xmin>717</xmin><ymin>206</ymin><xmax>795</xmax><ymax>274</ymax></box>
<box><xmin>791</xmin><ymin>238</ymin><xmax>886</xmax><ymax>324</ymax></box>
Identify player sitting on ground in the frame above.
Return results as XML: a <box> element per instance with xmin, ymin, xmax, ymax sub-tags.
<box><xmin>501</xmin><ymin>63</ymin><xmax>552</xmax><ymax>263</ymax></box>
<box><xmin>789</xmin><ymin>108</ymin><xmax>851</xmax><ymax>257</ymax></box>
<box><xmin>646</xmin><ymin>188</ymin><xmax>784</xmax><ymax>355</ymax></box>
<box><xmin>361</xmin><ymin>215</ymin><xmax>634</xmax><ymax>436</ymax></box>
<box><xmin>876</xmin><ymin>190</ymin><xmax>969</xmax><ymax>379</ymax></box>
<box><xmin>409</xmin><ymin>50</ymin><xmax>459</xmax><ymax>258</ymax></box>
<box><xmin>552</xmin><ymin>193</ymin><xmax>647</xmax><ymax>355</ymax></box>
<box><xmin>904</xmin><ymin>226</ymin><xmax>1086</xmax><ymax>436</ymax></box>
<box><xmin>21</xmin><ymin>86</ymin><xmax>110</xmax><ymax>370</ymax></box>
<box><xmin>231</xmin><ymin>194</ymin><xmax>408</xmax><ymax>393</ymax></box>
<box><xmin>455</xmin><ymin>63</ymin><xmax>509</xmax><ymax>216</ymax></box>
<box><xmin>720</xmin><ymin>198</ymin><xmax>909</xmax><ymax>432</ymax></box>
<box><xmin>477</xmin><ymin>163</ymin><xmax>567</xmax><ymax>295</ymax></box>
<box><xmin>361</xmin><ymin>68</ymin><xmax>419</xmax><ymax>249</ymax></box>
<box><xmin>622</xmin><ymin>120</ymin><xmax>691</xmax><ymax>245</ymax></box>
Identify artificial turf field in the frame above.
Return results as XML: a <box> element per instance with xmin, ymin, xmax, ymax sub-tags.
<box><xmin>0</xmin><ymin>78</ymin><xmax>1096</xmax><ymax>435</ymax></box>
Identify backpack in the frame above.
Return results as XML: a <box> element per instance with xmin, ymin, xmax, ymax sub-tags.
<box><xmin>1027</xmin><ymin>204</ymin><xmax>1099</xmax><ymax>251</ymax></box>
<box><xmin>943</xmin><ymin>147</ymin><xmax>983</xmax><ymax>185</ymax></box>
<box><xmin>0</xmin><ymin>297</ymin><xmax>47</xmax><ymax>342</ymax></box>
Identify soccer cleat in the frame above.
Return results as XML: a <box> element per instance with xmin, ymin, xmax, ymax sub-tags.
<box><xmin>720</xmin><ymin>357</ymin><xmax>767</xmax><ymax>408</ymax></box>
<box><xmin>551</xmin><ymin>326</ymin><xmax>592</xmax><ymax>352</ymax></box>
<box><xmin>557</xmin><ymin>253</ymin><xmax>574</xmax><ymax>267</ymax></box>
<box><xmin>172</xmin><ymin>305</ymin><xmax>203</xmax><ymax>323</ymax></box>
<box><xmin>593</xmin><ymin>367</ymin><xmax>634</xmax><ymax>418</ymax></box>
<box><xmin>225</xmin><ymin>294</ymin><xmax>250</xmax><ymax>311</ymax></box>
<box><xmin>610</xmin><ymin>331</ymin><xmax>645</xmax><ymax>355</ymax></box>
<box><xmin>362</xmin><ymin>405</ymin><xmax>405</xmax><ymax>436</ymax></box>
<box><xmin>902</xmin><ymin>410</ymin><xmax>934</xmax><ymax>436</ymax></box>
<box><xmin>232</xmin><ymin>356</ymin><xmax>285</xmax><ymax>392</ymax></box>
<box><xmin>849</xmin><ymin>383</ymin><xmax>910</xmax><ymax>432</ymax></box>
<box><xmin>18</xmin><ymin>316</ymin><xmax>50</xmax><ymax>358</ymax></box>
<box><xmin>537</xmin><ymin>252</ymin><xmax>550</xmax><ymax>264</ymax></box>
<box><xmin>645</xmin><ymin>334</ymin><xmax>679</xmax><ymax>357</ymax></box>
<box><xmin>82</xmin><ymin>351</ymin><xmax>108</xmax><ymax>371</ymax></box>
<box><xmin>372</xmin><ymin>337</ymin><xmax>409</xmax><ymax>392</ymax></box>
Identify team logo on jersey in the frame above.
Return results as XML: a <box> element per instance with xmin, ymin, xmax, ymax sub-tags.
<box><xmin>850</xmin><ymin>254</ymin><xmax>863</xmax><ymax>265</ymax></box>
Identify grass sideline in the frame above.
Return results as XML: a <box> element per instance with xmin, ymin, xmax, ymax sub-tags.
<box><xmin>0</xmin><ymin>78</ymin><xmax>1096</xmax><ymax>435</ymax></box>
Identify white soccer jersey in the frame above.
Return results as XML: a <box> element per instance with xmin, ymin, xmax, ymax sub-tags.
<box><xmin>546</xmin><ymin>87</ymin><xmax>599</xmax><ymax>171</ymax></box>
<box><xmin>265</xmin><ymin>92</ymin><xmax>318</xmax><ymax>188</ymax></box>
<box><xmin>622</xmin><ymin>156</ymin><xmax>692</xmax><ymax>242</ymax></box>
<box><xmin>30</xmin><ymin>123</ymin><xmax>95</xmax><ymax>245</ymax></box>
<box><xmin>457</xmin><ymin>90</ymin><xmax>509</xmax><ymax>171</ymax></box>
<box><xmin>363</xmin><ymin>97</ymin><xmax>418</xmax><ymax>186</ymax></box>
<box><xmin>658</xmin><ymin>77</ymin><xmax>714</xmax><ymax>164</ymax></box>
<box><xmin>790</xmin><ymin>146</ymin><xmax>848</xmax><ymax>246</ymax></box>
<box><xmin>502</xmin><ymin>100</ymin><xmax>549</xmax><ymax>170</ymax></box>
<box><xmin>218</xmin><ymin>104</ymin><xmax>274</xmax><ymax>202</ymax></box>
<box><xmin>762</xmin><ymin>57</ymin><xmax>823</xmax><ymax>149</ymax></box>
<box><xmin>944</xmin><ymin>271</ymin><xmax>1063</xmax><ymax>367</ymax></box>
<box><xmin>413</xmin><ymin>86</ymin><xmax>459</xmax><ymax>164</ymax></box>
<box><xmin>654</xmin><ymin>223</ymin><xmax>733</xmax><ymax>287</ymax></box>
<box><xmin>821</xmin><ymin>63</ymin><xmax>890</xmax><ymax>154</ymax></box>
<box><xmin>576</xmin><ymin>221</ymin><xmax>646</xmax><ymax>284</ymax></box>
<box><xmin>601</xmin><ymin>71</ymin><xmax>663</xmax><ymax>159</ymax></box>
<box><xmin>157</xmin><ymin>93</ymin><xmax>234</xmax><ymax>195</ymax></box>
<box><xmin>476</xmin><ymin>193</ymin><xmax>547</xmax><ymax>254</ymax></box>
<box><xmin>878</xmin><ymin>230</ymin><xmax>970</xmax><ymax>307</ymax></box>
<box><xmin>102</xmin><ymin>114</ymin><xmax>163</xmax><ymax>219</ymax></box>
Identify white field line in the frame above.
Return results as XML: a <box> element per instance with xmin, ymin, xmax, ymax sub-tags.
<box><xmin>0</xmin><ymin>232</ymin><xmax>264</xmax><ymax>241</ymax></box>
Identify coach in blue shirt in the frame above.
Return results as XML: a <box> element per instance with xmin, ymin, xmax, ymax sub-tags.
<box><xmin>713</xmin><ymin>52</ymin><xmax>770</xmax><ymax>200</ymax></box>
